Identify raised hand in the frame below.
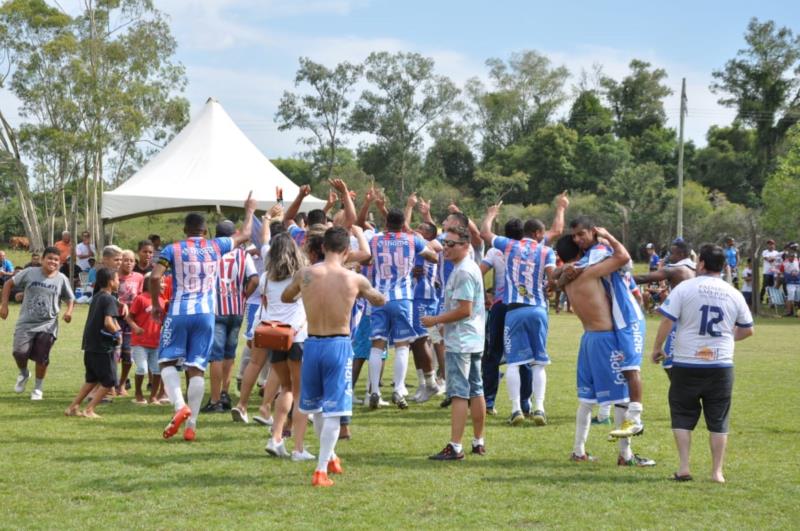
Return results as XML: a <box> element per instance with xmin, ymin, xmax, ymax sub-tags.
<box><xmin>486</xmin><ymin>201</ymin><xmax>503</xmax><ymax>218</ymax></box>
<box><xmin>556</xmin><ymin>190</ymin><xmax>569</xmax><ymax>210</ymax></box>
<box><xmin>406</xmin><ymin>192</ymin><xmax>418</xmax><ymax>209</ymax></box>
<box><xmin>299</xmin><ymin>184</ymin><xmax>311</xmax><ymax>197</ymax></box>
<box><xmin>447</xmin><ymin>201</ymin><xmax>461</xmax><ymax>214</ymax></box>
<box><xmin>244</xmin><ymin>190</ymin><xmax>257</xmax><ymax>212</ymax></box>
<box><xmin>417</xmin><ymin>197</ymin><xmax>431</xmax><ymax>215</ymax></box>
<box><xmin>328</xmin><ymin>178</ymin><xmax>349</xmax><ymax>195</ymax></box>
<box><xmin>268</xmin><ymin>203</ymin><xmax>284</xmax><ymax>220</ymax></box>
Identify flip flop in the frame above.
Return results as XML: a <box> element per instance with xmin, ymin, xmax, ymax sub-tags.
<box><xmin>671</xmin><ymin>473</ymin><xmax>693</xmax><ymax>482</ymax></box>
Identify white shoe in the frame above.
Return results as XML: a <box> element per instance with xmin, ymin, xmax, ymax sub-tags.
<box><xmin>378</xmin><ymin>397</ymin><xmax>390</xmax><ymax>407</ymax></box>
<box><xmin>416</xmin><ymin>382</ymin><xmax>441</xmax><ymax>404</ymax></box>
<box><xmin>291</xmin><ymin>449</ymin><xmax>316</xmax><ymax>462</ymax></box>
<box><xmin>30</xmin><ymin>389</ymin><xmax>43</xmax><ymax>401</ymax></box>
<box><xmin>265</xmin><ymin>438</ymin><xmax>290</xmax><ymax>458</ymax></box>
<box><xmin>253</xmin><ymin>415</ymin><xmax>273</xmax><ymax>426</ymax></box>
<box><xmin>411</xmin><ymin>387</ymin><xmax>424</xmax><ymax>403</ymax></box>
<box><xmin>14</xmin><ymin>372</ymin><xmax>30</xmax><ymax>393</ymax></box>
<box><xmin>353</xmin><ymin>396</ymin><xmax>364</xmax><ymax>406</ymax></box>
<box><xmin>231</xmin><ymin>407</ymin><xmax>249</xmax><ymax>424</ymax></box>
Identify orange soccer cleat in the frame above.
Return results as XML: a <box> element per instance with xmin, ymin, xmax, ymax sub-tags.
<box><xmin>312</xmin><ymin>471</ymin><xmax>334</xmax><ymax>487</ymax></box>
<box><xmin>183</xmin><ymin>426</ymin><xmax>196</xmax><ymax>442</ymax></box>
<box><xmin>163</xmin><ymin>405</ymin><xmax>191</xmax><ymax>439</ymax></box>
<box><xmin>327</xmin><ymin>456</ymin><xmax>344</xmax><ymax>475</ymax></box>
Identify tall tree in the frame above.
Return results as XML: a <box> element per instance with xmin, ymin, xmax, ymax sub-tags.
<box><xmin>567</xmin><ymin>90</ymin><xmax>614</xmax><ymax>137</ymax></box>
<box><xmin>601</xmin><ymin>59</ymin><xmax>673</xmax><ymax>139</ymax></box>
<box><xmin>350</xmin><ymin>51</ymin><xmax>460</xmax><ymax>196</ymax></box>
<box><xmin>600</xmin><ymin>162</ymin><xmax>667</xmax><ymax>249</ymax></box>
<box><xmin>467</xmin><ymin>50</ymin><xmax>569</xmax><ymax>158</ymax></box>
<box><xmin>762</xmin><ymin>123</ymin><xmax>800</xmax><ymax>243</ymax></box>
<box><xmin>275</xmin><ymin>57</ymin><xmax>362</xmax><ymax>180</ymax></box>
<box><xmin>711</xmin><ymin>18</ymin><xmax>800</xmax><ymax>193</ymax></box>
<box><xmin>692</xmin><ymin>124</ymin><xmax>759</xmax><ymax>205</ymax></box>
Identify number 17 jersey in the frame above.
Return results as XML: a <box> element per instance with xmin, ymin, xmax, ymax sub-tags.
<box><xmin>158</xmin><ymin>237</ymin><xmax>234</xmax><ymax>316</ymax></box>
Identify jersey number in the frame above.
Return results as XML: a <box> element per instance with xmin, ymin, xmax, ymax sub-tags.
<box><xmin>182</xmin><ymin>262</ymin><xmax>216</xmax><ymax>293</ymax></box>
<box><xmin>698</xmin><ymin>305</ymin><xmax>724</xmax><ymax>337</ymax></box>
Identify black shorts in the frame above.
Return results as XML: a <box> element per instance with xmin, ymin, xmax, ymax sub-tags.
<box><xmin>13</xmin><ymin>331</ymin><xmax>55</xmax><ymax>366</ymax></box>
<box><xmin>84</xmin><ymin>351</ymin><xmax>116</xmax><ymax>388</ymax></box>
<box><xmin>669</xmin><ymin>366</ymin><xmax>734</xmax><ymax>434</ymax></box>
<box><xmin>762</xmin><ymin>274</ymin><xmax>775</xmax><ymax>288</ymax></box>
<box><xmin>270</xmin><ymin>343</ymin><xmax>303</xmax><ymax>363</ymax></box>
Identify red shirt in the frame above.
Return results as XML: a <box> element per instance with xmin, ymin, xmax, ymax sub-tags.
<box><xmin>118</xmin><ymin>271</ymin><xmax>144</xmax><ymax>306</ymax></box>
<box><xmin>129</xmin><ymin>293</ymin><xmax>166</xmax><ymax>348</ymax></box>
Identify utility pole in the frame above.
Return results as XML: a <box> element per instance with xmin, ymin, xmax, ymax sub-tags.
<box><xmin>676</xmin><ymin>78</ymin><xmax>687</xmax><ymax>239</ymax></box>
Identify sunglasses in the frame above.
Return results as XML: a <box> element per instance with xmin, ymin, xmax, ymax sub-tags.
<box><xmin>442</xmin><ymin>239</ymin><xmax>467</xmax><ymax>248</ymax></box>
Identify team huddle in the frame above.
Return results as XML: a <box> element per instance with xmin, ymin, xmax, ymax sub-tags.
<box><xmin>0</xmin><ymin>178</ymin><xmax>755</xmax><ymax>486</ymax></box>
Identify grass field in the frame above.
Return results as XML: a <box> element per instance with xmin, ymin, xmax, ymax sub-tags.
<box><xmin>1</xmin><ymin>303</ymin><xmax>799</xmax><ymax>530</ymax></box>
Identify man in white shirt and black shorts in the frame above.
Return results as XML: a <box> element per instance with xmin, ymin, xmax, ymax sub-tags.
<box><xmin>652</xmin><ymin>244</ymin><xmax>754</xmax><ymax>483</ymax></box>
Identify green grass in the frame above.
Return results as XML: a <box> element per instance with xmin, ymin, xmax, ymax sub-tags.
<box><xmin>0</xmin><ymin>304</ymin><xmax>798</xmax><ymax>530</ymax></box>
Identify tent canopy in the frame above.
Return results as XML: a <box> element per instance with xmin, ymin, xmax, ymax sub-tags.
<box><xmin>101</xmin><ymin>98</ymin><xmax>325</xmax><ymax>222</ymax></box>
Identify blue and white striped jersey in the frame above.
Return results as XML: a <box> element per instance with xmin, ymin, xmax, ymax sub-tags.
<box><xmin>577</xmin><ymin>243</ymin><xmax>644</xmax><ymax>329</ymax></box>
<box><xmin>413</xmin><ymin>253</ymin><xmax>438</xmax><ymax>301</ymax></box>
<box><xmin>370</xmin><ymin>232</ymin><xmax>426</xmax><ymax>301</ymax></box>
<box><xmin>492</xmin><ymin>236</ymin><xmax>555</xmax><ymax>307</ymax></box>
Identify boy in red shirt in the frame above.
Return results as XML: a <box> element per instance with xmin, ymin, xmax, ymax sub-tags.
<box><xmin>126</xmin><ymin>275</ymin><xmax>167</xmax><ymax>403</ymax></box>
<box><xmin>117</xmin><ymin>250</ymin><xmax>144</xmax><ymax>396</ymax></box>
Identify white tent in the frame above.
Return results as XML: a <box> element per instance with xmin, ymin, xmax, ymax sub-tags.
<box><xmin>101</xmin><ymin>98</ymin><xmax>325</xmax><ymax>222</ymax></box>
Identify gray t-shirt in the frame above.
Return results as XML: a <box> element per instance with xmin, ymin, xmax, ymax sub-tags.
<box><xmin>13</xmin><ymin>267</ymin><xmax>74</xmax><ymax>337</ymax></box>
<box><xmin>443</xmin><ymin>258</ymin><xmax>485</xmax><ymax>353</ymax></box>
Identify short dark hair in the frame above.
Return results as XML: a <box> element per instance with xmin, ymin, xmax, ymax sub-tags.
<box><xmin>555</xmin><ymin>235</ymin><xmax>581</xmax><ymax>263</ymax></box>
<box><xmin>417</xmin><ymin>222</ymin><xmax>437</xmax><ymax>239</ymax></box>
<box><xmin>95</xmin><ymin>267</ymin><xmax>117</xmax><ymax>290</ymax></box>
<box><xmin>137</xmin><ymin>240</ymin><xmax>154</xmax><ymax>251</ymax></box>
<box><xmin>698</xmin><ymin>244</ymin><xmax>725</xmax><ymax>272</ymax></box>
<box><xmin>215</xmin><ymin>219</ymin><xmax>236</xmax><ymax>238</ymax></box>
<box><xmin>269</xmin><ymin>221</ymin><xmax>286</xmax><ymax>238</ymax></box>
<box><xmin>184</xmin><ymin>213</ymin><xmax>206</xmax><ymax>233</ymax></box>
<box><xmin>523</xmin><ymin>218</ymin><xmax>545</xmax><ymax>237</ymax></box>
<box><xmin>42</xmin><ymin>246</ymin><xmax>60</xmax><ymax>258</ymax></box>
<box><xmin>445</xmin><ymin>211</ymin><xmax>469</xmax><ymax>229</ymax></box>
<box><xmin>569</xmin><ymin>216</ymin><xmax>595</xmax><ymax>231</ymax></box>
<box><xmin>504</xmin><ymin>218</ymin><xmax>523</xmax><ymax>240</ymax></box>
<box><xmin>386</xmin><ymin>208</ymin><xmax>405</xmax><ymax>231</ymax></box>
<box><xmin>671</xmin><ymin>240</ymin><xmax>690</xmax><ymax>257</ymax></box>
<box><xmin>447</xmin><ymin>226</ymin><xmax>470</xmax><ymax>242</ymax></box>
<box><xmin>294</xmin><ymin>212</ymin><xmax>308</xmax><ymax>225</ymax></box>
<box><xmin>308</xmin><ymin>209</ymin><xmax>327</xmax><ymax>226</ymax></box>
<box><xmin>148</xmin><ymin>234</ymin><xmax>161</xmax><ymax>242</ymax></box>
<box><xmin>323</xmin><ymin>227</ymin><xmax>350</xmax><ymax>254</ymax></box>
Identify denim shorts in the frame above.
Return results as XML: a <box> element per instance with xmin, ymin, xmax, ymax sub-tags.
<box><xmin>210</xmin><ymin>314</ymin><xmax>243</xmax><ymax>362</ymax></box>
<box><xmin>445</xmin><ymin>351</ymin><xmax>483</xmax><ymax>399</ymax></box>
<box><xmin>132</xmin><ymin>346</ymin><xmax>160</xmax><ymax>376</ymax></box>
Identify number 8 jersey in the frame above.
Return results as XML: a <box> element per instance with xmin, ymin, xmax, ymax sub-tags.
<box><xmin>158</xmin><ymin>237</ymin><xmax>234</xmax><ymax>316</ymax></box>
<box><xmin>658</xmin><ymin>275</ymin><xmax>753</xmax><ymax>368</ymax></box>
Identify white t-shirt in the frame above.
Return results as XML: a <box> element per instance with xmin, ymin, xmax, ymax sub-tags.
<box><xmin>762</xmin><ymin>249</ymin><xmax>781</xmax><ymax>274</ymax></box>
<box><xmin>659</xmin><ymin>275</ymin><xmax>753</xmax><ymax>368</ymax></box>
<box><xmin>76</xmin><ymin>242</ymin><xmax>96</xmax><ymax>271</ymax></box>
<box><xmin>481</xmin><ymin>247</ymin><xmax>506</xmax><ymax>304</ymax></box>
<box><xmin>741</xmin><ymin>267</ymin><xmax>753</xmax><ymax>293</ymax></box>
<box><xmin>253</xmin><ymin>273</ymin><xmax>307</xmax><ymax>343</ymax></box>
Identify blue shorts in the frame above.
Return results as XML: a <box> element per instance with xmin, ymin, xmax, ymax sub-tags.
<box><xmin>576</xmin><ymin>331</ymin><xmax>629</xmax><ymax>405</ymax></box>
<box><xmin>243</xmin><ymin>303</ymin><xmax>260</xmax><ymax>340</ymax></box>
<box><xmin>370</xmin><ymin>299</ymin><xmax>415</xmax><ymax>344</ymax></box>
<box><xmin>350</xmin><ymin>298</ymin><xmax>366</xmax><ymax>339</ymax></box>
<box><xmin>615</xmin><ymin>319</ymin><xmax>645</xmax><ymax>371</ymax></box>
<box><xmin>412</xmin><ymin>298</ymin><xmax>438</xmax><ymax>339</ymax></box>
<box><xmin>445</xmin><ymin>351</ymin><xmax>483</xmax><ymax>399</ymax></box>
<box><xmin>299</xmin><ymin>336</ymin><xmax>353</xmax><ymax>417</ymax></box>
<box><xmin>503</xmin><ymin>305</ymin><xmax>550</xmax><ymax>366</ymax></box>
<box><xmin>210</xmin><ymin>314</ymin><xmax>243</xmax><ymax>362</ymax></box>
<box><xmin>663</xmin><ymin>323</ymin><xmax>677</xmax><ymax>369</ymax></box>
<box><xmin>159</xmin><ymin>313</ymin><xmax>216</xmax><ymax>371</ymax></box>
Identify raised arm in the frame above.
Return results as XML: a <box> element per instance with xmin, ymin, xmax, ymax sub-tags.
<box><xmin>544</xmin><ymin>191</ymin><xmax>569</xmax><ymax>242</ymax></box>
<box><xmin>347</xmin><ymin>225</ymin><xmax>372</xmax><ymax>265</ymax></box>
<box><xmin>404</xmin><ymin>193</ymin><xmax>417</xmax><ymax>233</ymax></box>
<box><xmin>417</xmin><ymin>197</ymin><xmax>434</xmax><ymax>225</ymax></box>
<box><xmin>480</xmin><ymin>202</ymin><xmax>502</xmax><ymax>246</ymax></box>
<box><xmin>357</xmin><ymin>274</ymin><xmax>386</xmax><ymax>307</ymax></box>
<box><xmin>450</xmin><ymin>202</ymin><xmax>482</xmax><ymax>248</ymax></box>
<box><xmin>356</xmin><ymin>186</ymin><xmax>375</xmax><ymax>228</ymax></box>
<box><xmin>329</xmin><ymin>179</ymin><xmax>356</xmax><ymax>229</ymax></box>
<box><xmin>231</xmin><ymin>192</ymin><xmax>257</xmax><ymax>248</ymax></box>
<box><xmin>579</xmin><ymin>228</ymin><xmax>630</xmax><ymax>280</ymax></box>
<box><xmin>283</xmin><ymin>185</ymin><xmax>311</xmax><ymax>228</ymax></box>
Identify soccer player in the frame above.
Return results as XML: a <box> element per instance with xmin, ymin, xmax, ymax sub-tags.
<box><xmin>634</xmin><ymin>239</ymin><xmax>696</xmax><ymax>377</ymax></box>
<box><xmin>204</xmin><ymin>220</ymin><xmax>258</xmax><ymax>413</ymax></box>
<box><xmin>150</xmin><ymin>192</ymin><xmax>256</xmax><ymax>441</ymax></box>
<box><xmin>367</xmin><ymin>208</ymin><xmax>438</xmax><ymax>410</ymax></box>
<box><xmin>481</xmin><ymin>203</ymin><xmax>556</xmax><ymax>426</ymax></box>
<box><xmin>555</xmin><ymin>232</ymin><xmax>654</xmax><ymax>467</ymax></box>
<box><xmin>1</xmin><ymin>246</ymin><xmax>74</xmax><ymax>400</ymax></box>
<box><xmin>652</xmin><ymin>244</ymin><xmax>754</xmax><ymax>483</ymax></box>
<box><xmin>565</xmin><ymin>217</ymin><xmax>646</xmax><ymax>439</ymax></box>
<box><xmin>777</xmin><ymin>250</ymin><xmax>800</xmax><ymax>317</ymax></box>
<box><xmin>423</xmin><ymin>225</ymin><xmax>486</xmax><ymax>460</ymax></box>
<box><xmin>282</xmin><ymin>226</ymin><xmax>385</xmax><ymax>487</ymax></box>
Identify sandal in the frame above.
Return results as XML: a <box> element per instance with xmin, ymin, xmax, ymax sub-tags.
<box><xmin>671</xmin><ymin>473</ymin><xmax>693</xmax><ymax>482</ymax></box>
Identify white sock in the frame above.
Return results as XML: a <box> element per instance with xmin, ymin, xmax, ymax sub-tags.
<box><xmin>424</xmin><ymin>371</ymin><xmax>437</xmax><ymax>387</ymax></box>
<box><xmin>598</xmin><ymin>404</ymin><xmax>612</xmax><ymax>420</ymax></box>
<box><xmin>368</xmin><ymin>348</ymin><xmax>383</xmax><ymax>395</ymax></box>
<box><xmin>615</xmin><ymin>405</ymin><xmax>633</xmax><ymax>460</ymax></box>
<box><xmin>34</xmin><ymin>378</ymin><xmax>44</xmax><ymax>391</ymax></box>
<box><xmin>626</xmin><ymin>401</ymin><xmax>643</xmax><ymax>422</ymax></box>
<box><xmin>472</xmin><ymin>437</ymin><xmax>484</xmax><ymax>447</ymax></box>
<box><xmin>532</xmin><ymin>365</ymin><xmax>546</xmax><ymax>411</ymax></box>
<box><xmin>573</xmin><ymin>403</ymin><xmax>593</xmax><ymax>456</ymax></box>
<box><xmin>312</xmin><ymin>412</ymin><xmax>323</xmax><ymax>439</ymax></box>
<box><xmin>506</xmin><ymin>365</ymin><xmax>521</xmax><ymax>413</ymax></box>
<box><xmin>449</xmin><ymin>441</ymin><xmax>463</xmax><ymax>453</ymax></box>
<box><xmin>160</xmin><ymin>366</ymin><xmax>185</xmax><ymax>411</ymax></box>
<box><xmin>393</xmin><ymin>346</ymin><xmax>410</xmax><ymax>393</ymax></box>
<box><xmin>187</xmin><ymin>376</ymin><xmax>204</xmax><ymax>428</ymax></box>
<box><xmin>416</xmin><ymin>369</ymin><xmax>425</xmax><ymax>388</ymax></box>
<box><xmin>317</xmin><ymin>417</ymin><xmax>340</xmax><ymax>473</ymax></box>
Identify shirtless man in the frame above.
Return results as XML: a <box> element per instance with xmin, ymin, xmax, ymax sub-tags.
<box><xmin>555</xmin><ymin>230</ymin><xmax>655</xmax><ymax>467</ymax></box>
<box><xmin>282</xmin><ymin>226</ymin><xmax>386</xmax><ymax>487</ymax></box>
<box><xmin>634</xmin><ymin>239</ymin><xmax>696</xmax><ymax>377</ymax></box>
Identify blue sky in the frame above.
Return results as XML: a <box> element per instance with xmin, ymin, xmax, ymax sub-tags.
<box><xmin>7</xmin><ymin>1</ymin><xmax>800</xmax><ymax>158</ymax></box>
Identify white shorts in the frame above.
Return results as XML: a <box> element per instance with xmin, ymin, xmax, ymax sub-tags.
<box><xmin>787</xmin><ymin>284</ymin><xmax>800</xmax><ymax>302</ymax></box>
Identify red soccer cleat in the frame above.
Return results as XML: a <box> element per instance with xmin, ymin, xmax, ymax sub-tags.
<box><xmin>183</xmin><ymin>426</ymin><xmax>196</xmax><ymax>442</ymax></box>
<box><xmin>312</xmin><ymin>471</ymin><xmax>334</xmax><ymax>487</ymax></box>
<box><xmin>163</xmin><ymin>405</ymin><xmax>191</xmax><ymax>439</ymax></box>
<box><xmin>327</xmin><ymin>456</ymin><xmax>344</xmax><ymax>475</ymax></box>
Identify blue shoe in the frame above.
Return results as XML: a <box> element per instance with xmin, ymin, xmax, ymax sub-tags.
<box><xmin>591</xmin><ymin>415</ymin><xmax>612</xmax><ymax>425</ymax></box>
